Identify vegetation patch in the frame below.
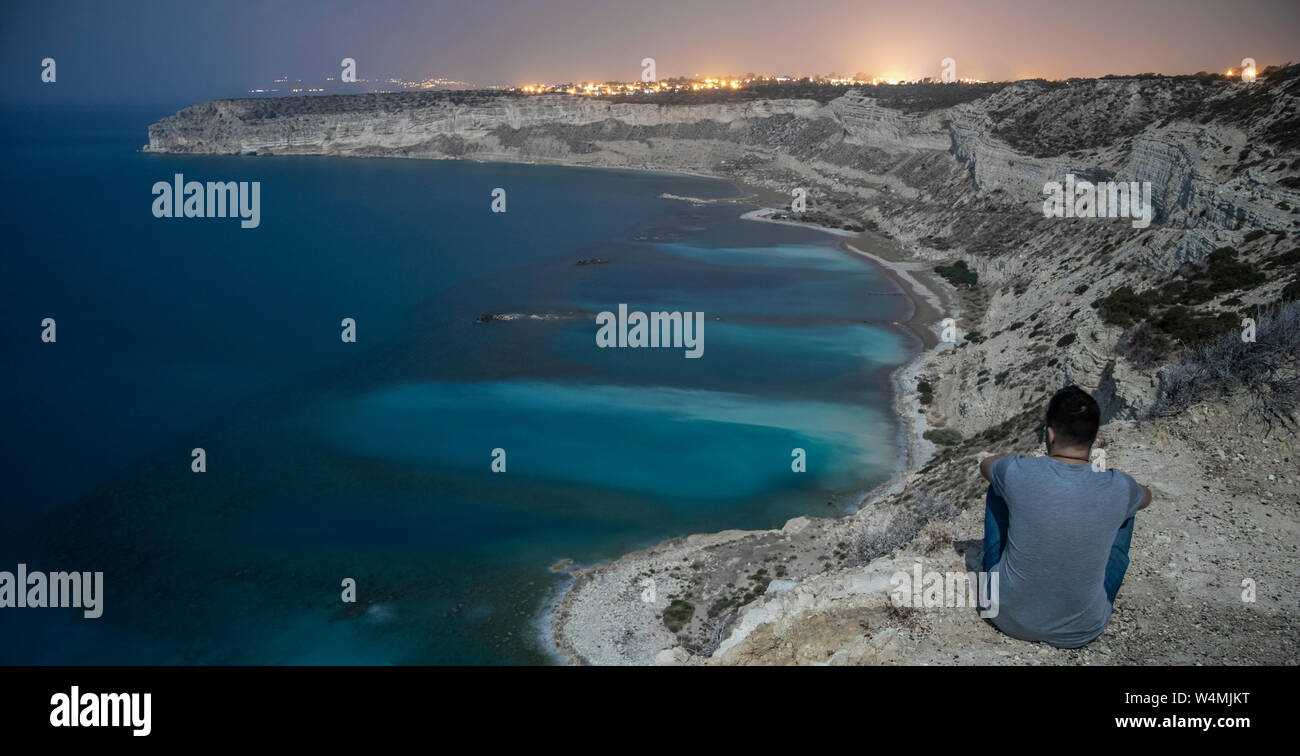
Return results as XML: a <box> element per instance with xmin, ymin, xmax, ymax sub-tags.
<box><xmin>1096</xmin><ymin>285</ymin><xmax>1149</xmax><ymax>327</ymax></box>
<box><xmin>1096</xmin><ymin>247</ymin><xmax>1273</xmax><ymax>356</ymax></box>
<box><xmin>662</xmin><ymin>600</ymin><xmax>695</xmax><ymax>633</ymax></box>
<box><xmin>934</xmin><ymin>260</ymin><xmax>978</xmax><ymax>288</ymax></box>
<box><xmin>1115</xmin><ymin>322</ymin><xmax>1173</xmax><ymax>369</ymax></box>
<box><xmin>1265</xmin><ymin>247</ymin><xmax>1300</xmax><ymax>270</ymax></box>
<box><xmin>1151</xmin><ymin>301</ymin><xmax>1300</xmax><ymax>432</ymax></box>
<box><xmin>1202</xmin><ymin>247</ymin><xmax>1266</xmax><ymax>293</ymax></box>
<box><xmin>1153</xmin><ymin>306</ymin><xmax>1239</xmax><ymax>347</ymax></box>
<box><xmin>923</xmin><ymin>428</ymin><xmax>963</xmax><ymax>446</ymax></box>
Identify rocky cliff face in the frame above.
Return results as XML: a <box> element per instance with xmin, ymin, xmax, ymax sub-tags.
<box><xmin>146</xmin><ymin>91</ymin><xmax>826</xmax><ymax>161</ymax></box>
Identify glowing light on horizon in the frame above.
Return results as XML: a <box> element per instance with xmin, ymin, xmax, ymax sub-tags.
<box><xmin>506</xmin><ymin>68</ymin><xmax>1015</xmax><ymax>97</ymax></box>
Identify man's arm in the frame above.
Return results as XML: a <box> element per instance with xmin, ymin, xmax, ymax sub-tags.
<box><xmin>980</xmin><ymin>453</ymin><xmax>1011</xmax><ymax>482</ymax></box>
<box><xmin>1136</xmin><ymin>484</ymin><xmax>1152</xmax><ymax>511</ymax></box>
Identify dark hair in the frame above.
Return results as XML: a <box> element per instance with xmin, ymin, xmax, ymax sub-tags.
<box><xmin>1045</xmin><ymin>385</ymin><xmax>1100</xmax><ymax>447</ymax></box>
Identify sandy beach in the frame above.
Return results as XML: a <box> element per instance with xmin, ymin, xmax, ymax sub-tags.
<box><xmin>735</xmin><ymin>205</ymin><xmax>958</xmax><ymax>489</ymax></box>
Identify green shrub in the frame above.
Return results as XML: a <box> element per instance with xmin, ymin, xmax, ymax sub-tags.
<box><xmin>1099</xmin><ymin>285</ymin><xmax>1150</xmax><ymax>326</ymax></box>
<box><xmin>1184</xmin><ymin>283</ymin><xmax>1215</xmax><ymax>304</ymax></box>
<box><xmin>662</xmin><ymin>599</ymin><xmax>694</xmax><ymax>633</ymax></box>
<box><xmin>917</xmin><ymin>378</ymin><xmax>934</xmax><ymax>405</ymax></box>
<box><xmin>1055</xmin><ymin>333</ymin><xmax>1077</xmax><ymax>347</ymax></box>
<box><xmin>1115</xmin><ymin>322</ymin><xmax>1173</xmax><ymax>368</ymax></box>
<box><xmin>1155</xmin><ymin>306</ymin><xmax>1238</xmax><ymax>346</ymax></box>
<box><xmin>1204</xmin><ymin>247</ymin><xmax>1266</xmax><ymax>293</ymax></box>
<box><xmin>923</xmin><ymin>428</ymin><xmax>963</xmax><ymax>446</ymax></box>
<box><xmin>1266</xmin><ymin>247</ymin><xmax>1300</xmax><ymax>269</ymax></box>
<box><xmin>934</xmin><ymin>260</ymin><xmax>978</xmax><ymax>287</ymax></box>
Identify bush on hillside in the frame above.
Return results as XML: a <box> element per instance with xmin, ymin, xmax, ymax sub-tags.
<box><xmin>923</xmin><ymin>428</ymin><xmax>964</xmax><ymax>446</ymax></box>
<box><xmin>1149</xmin><ymin>301</ymin><xmax>1300</xmax><ymax>432</ymax></box>
<box><xmin>934</xmin><ymin>260</ymin><xmax>978</xmax><ymax>287</ymax></box>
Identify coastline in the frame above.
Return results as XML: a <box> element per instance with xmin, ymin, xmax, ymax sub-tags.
<box><xmin>140</xmin><ymin>87</ymin><xmax>1300</xmax><ymax>666</ymax></box>
<box><xmin>839</xmin><ymin>233</ymin><xmax>958</xmax><ymax>491</ymax></box>
<box><xmin>738</xmin><ymin>205</ymin><xmax>955</xmax><ymax>496</ymax></box>
<box><xmin>138</xmin><ymin>136</ymin><xmax>952</xmax><ymax>664</ymax></box>
<box><xmin>547</xmin><ymin>182</ymin><xmax>956</xmax><ymax>665</ymax></box>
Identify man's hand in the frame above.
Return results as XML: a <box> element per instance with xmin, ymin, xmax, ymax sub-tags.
<box><xmin>979</xmin><ymin>453</ymin><xmax>1010</xmax><ymax>482</ymax></box>
<box><xmin>1136</xmin><ymin>484</ymin><xmax>1152</xmax><ymax>511</ymax></box>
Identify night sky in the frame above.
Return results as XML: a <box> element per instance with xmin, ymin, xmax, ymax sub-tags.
<box><xmin>3</xmin><ymin>0</ymin><xmax>1298</xmax><ymax>103</ymax></box>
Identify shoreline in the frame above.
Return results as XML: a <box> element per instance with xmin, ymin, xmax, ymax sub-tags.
<box><xmin>140</xmin><ymin>141</ymin><xmax>947</xmax><ymax>664</ymax></box>
<box><xmin>737</xmin><ymin>205</ymin><xmax>956</xmax><ymax>497</ymax></box>
<box><xmin>548</xmin><ymin>182</ymin><xmax>956</xmax><ymax>665</ymax></box>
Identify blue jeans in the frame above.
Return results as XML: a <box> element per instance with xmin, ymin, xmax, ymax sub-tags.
<box><xmin>982</xmin><ymin>487</ymin><xmax>1135</xmax><ymax>604</ymax></box>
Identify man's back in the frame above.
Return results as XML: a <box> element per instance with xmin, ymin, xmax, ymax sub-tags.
<box><xmin>986</xmin><ymin>454</ymin><xmax>1146</xmax><ymax>648</ymax></box>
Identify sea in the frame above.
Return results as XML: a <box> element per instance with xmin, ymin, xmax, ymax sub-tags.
<box><xmin>0</xmin><ymin>103</ymin><xmax>917</xmax><ymax>664</ymax></box>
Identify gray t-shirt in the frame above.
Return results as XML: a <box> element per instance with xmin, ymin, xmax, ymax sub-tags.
<box><xmin>987</xmin><ymin>454</ymin><xmax>1145</xmax><ymax>648</ymax></box>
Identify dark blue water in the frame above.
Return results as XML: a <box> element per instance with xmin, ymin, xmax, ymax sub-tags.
<box><xmin>0</xmin><ymin>104</ymin><xmax>915</xmax><ymax>664</ymax></box>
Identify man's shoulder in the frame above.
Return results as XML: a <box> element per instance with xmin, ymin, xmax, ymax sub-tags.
<box><xmin>1000</xmin><ymin>454</ymin><xmax>1134</xmax><ymax>487</ymax></box>
<box><xmin>996</xmin><ymin>453</ymin><xmax>1041</xmax><ymax>472</ymax></box>
<box><xmin>1103</xmin><ymin>468</ymin><xmax>1144</xmax><ymax>503</ymax></box>
<box><xmin>1005</xmin><ymin>454</ymin><xmax>1134</xmax><ymax>478</ymax></box>
<box><xmin>989</xmin><ymin>454</ymin><xmax>1041</xmax><ymax>491</ymax></box>
<box><xmin>1090</xmin><ymin>463</ymin><xmax>1139</xmax><ymax>489</ymax></box>
<box><xmin>1104</xmin><ymin>467</ymin><xmax>1138</xmax><ymax>483</ymax></box>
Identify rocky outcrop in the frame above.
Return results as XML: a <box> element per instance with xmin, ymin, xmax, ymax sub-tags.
<box><xmin>146</xmin><ymin>92</ymin><xmax>828</xmax><ymax>161</ymax></box>
<box><xmin>829</xmin><ymin>91</ymin><xmax>949</xmax><ymax>152</ymax></box>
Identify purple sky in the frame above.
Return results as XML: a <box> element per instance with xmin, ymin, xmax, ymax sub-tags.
<box><xmin>3</xmin><ymin>0</ymin><xmax>1297</xmax><ymax>102</ymax></box>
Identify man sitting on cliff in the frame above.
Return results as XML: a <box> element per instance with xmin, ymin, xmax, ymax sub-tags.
<box><xmin>978</xmin><ymin>385</ymin><xmax>1151</xmax><ymax>648</ymax></box>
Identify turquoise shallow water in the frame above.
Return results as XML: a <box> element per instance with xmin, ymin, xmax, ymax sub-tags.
<box><xmin>0</xmin><ymin>104</ymin><xmax>916</xmax><ymax>664</ymax></box>
<box><xmin>322</xmin><ymin>380</ymin><xmax>891</xmax><ymax>499</ymax></box>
